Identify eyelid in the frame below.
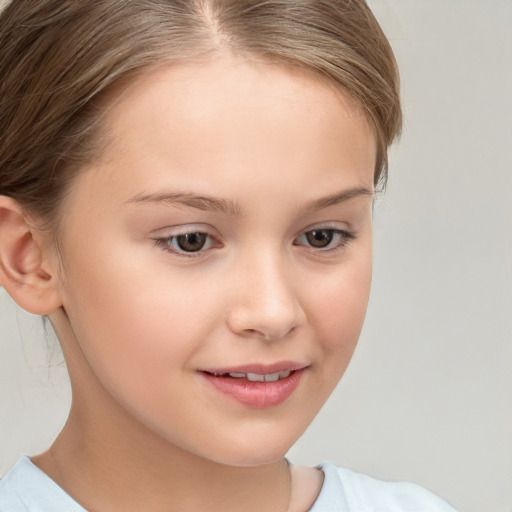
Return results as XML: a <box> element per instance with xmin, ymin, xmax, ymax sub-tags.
<box><xmin>151</xmin><ymin>222</ymin><xmax>215</xmax><ymax>236</ymax></box>
<box><xmin>293</xmin><ymin>225</ymin><xmax>356</xmax><ymax>253</ymax></box>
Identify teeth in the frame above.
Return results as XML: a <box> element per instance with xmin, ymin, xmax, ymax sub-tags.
<box><xmin>226</xmin><ymin>370</ymin><xmax>292</xmax><ymax>382</ymax></box>
<box><xmin>246</xmin><ymin>372</ymin><xmax>266</xmax><ymax>382</ymax></box>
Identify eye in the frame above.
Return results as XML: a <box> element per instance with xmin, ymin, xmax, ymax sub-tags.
<box><xmin>154</xmin><ymin>231</ymin><xmax>217</xmax><ymax>256</ymax></box>
<box><xmin>174</xmin><ymin>232</ymin><xmax>208</xmax><ymax>252</ymax></box>
<box><xmin>295</xmin><ymin>228</ymin><xmax>354</xmax><ymax>251</ymax></box>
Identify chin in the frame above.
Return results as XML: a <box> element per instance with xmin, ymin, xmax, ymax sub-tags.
<box><xmin>197</xmin><ymin>424</ymin><xmax>305</xmax><ymax>468</ymax></box>
<box><xmin>213</xmin><ymin>447</ymin><xmax>289</xmax><ymax>468</ymax></box>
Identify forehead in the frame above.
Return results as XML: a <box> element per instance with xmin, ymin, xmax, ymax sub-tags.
<box><xmin>66</xmin><ymin>54</ymin><xmax>376</xmax><ymax>216</ymax></box>
<box><xmin>101</xmin><ymin>55</ymin><xmax>373</xmax><ymax>153</ymax></box>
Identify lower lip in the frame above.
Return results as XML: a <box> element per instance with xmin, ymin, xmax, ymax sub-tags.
<box><xmin>201</xmin><ymin>369</ymin><xmax>305</xmax><ymax>409</ymax></box>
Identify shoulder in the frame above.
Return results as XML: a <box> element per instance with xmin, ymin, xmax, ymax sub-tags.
<box><xmin>0</xmin><ymin>456</ymin><xmax>86</xmax><ymax>512</ymax></box>
<box><xmin>310</xmin><ymin>462</ymin><xmax>457</xmax><ymax>512</ymax></box>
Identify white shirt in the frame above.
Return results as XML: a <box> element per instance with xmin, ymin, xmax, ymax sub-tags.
<box><xmin>0</xmin><ymin>456</ymin><xmax>457</xmax><ymax>511</ymax></box>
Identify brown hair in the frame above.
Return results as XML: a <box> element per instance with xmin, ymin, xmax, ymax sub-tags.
<box><xmin>0</xmin><ymin>0</ymin><xmax>401</xmax><ymax>229</ymax></box>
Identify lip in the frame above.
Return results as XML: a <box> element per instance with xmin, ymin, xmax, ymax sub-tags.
<box><xmin>199</xmin><ymin>362</ymin><xmax>307</xmax><ymax>409</ymax></box>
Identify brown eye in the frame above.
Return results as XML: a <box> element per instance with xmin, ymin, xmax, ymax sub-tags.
<box><xmin>305</xmin><ymin>229</ymin><xmax>335</xmax><ymax>248</ymax></box>
<box><xmin>294</xmin><ymin>228</ymin><xmax>354</xmax><ymax>252</ymax></box>
<box><xmin>175</xmin><ymin>232</ymin><xmax>208</xmax><ymax>252</ymax></box>
<box><xmin>154</xmin><ymin>229</ymin><xmax>219</xmax><ymax>257</ymax></box>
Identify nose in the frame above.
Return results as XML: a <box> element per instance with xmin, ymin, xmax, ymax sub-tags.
<box><xmin>226</xmin><ymin>253</ymin><xmax>306</xmax><ymax>341</ymax></box>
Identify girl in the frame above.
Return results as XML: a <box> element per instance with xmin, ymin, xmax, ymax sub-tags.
<box><xmin>0</xmin><ymin>1</ymin><xmax>456</xmax><ymax>511</ymax></box>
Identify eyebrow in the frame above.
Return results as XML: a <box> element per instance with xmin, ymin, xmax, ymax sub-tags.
<box><xmin>125</xmin><ymin>192</ymin><xmax>242</xmax><ymax>216</ymax></box>
<box><xmin>125</xmin><ymin>186</ymin><xmax>373</xmax><ymax>216</ymax></box>
<box><xmin>303</xmin><ymin>187</ymin><xmax>374</xmax><ymax>212</ymax></box>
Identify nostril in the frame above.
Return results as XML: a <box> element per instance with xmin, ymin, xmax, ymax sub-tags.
<box><xmin>241</xmin><ymin>327</ymin><xmax>272</xmax><ymax>339</ymax></box>
<box><xmin>241</xmin><ymin>325</ymin><xmax>298</xmax><ymax>342</ymax></box>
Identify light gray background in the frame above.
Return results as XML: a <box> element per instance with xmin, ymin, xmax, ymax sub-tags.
<box><xmin>0</xmin><ymin>1</ymin><xmax>511</xmax><ymax>511</ymax></box>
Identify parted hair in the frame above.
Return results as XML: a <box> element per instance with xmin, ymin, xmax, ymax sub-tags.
<box><xmin>0</xmin><ymin>0</ymin><xmax>401</xmax><ymax>228</ymax></box>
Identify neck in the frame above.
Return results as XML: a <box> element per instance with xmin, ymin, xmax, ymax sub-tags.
<box><xmin>33</xmin><ymin>395</ymin><xmax>292</xmax><ymax>512</ymax></box>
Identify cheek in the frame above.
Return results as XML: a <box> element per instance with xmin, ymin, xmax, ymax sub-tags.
<box><xmin>58</xmin><ymin>244</ymin><xmax>217</xmax><ymax>394</ymax></box>
<box><xmin>59</xmin><ymin>257</ymin><xmax>224</xmax><ymax>441</ymax></box>
<box><xmin>307</xmin><ymin>248</ymin><xmax>372</xmax><ymax>374</ymax></box>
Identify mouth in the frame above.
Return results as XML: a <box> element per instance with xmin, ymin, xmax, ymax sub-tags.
<box><xmin>205</xmin><ymin>369</ymin><xmax>293</xmax><ymax>382</ymax></box>
<box><xmin>199</xmin><ymin>363</ymin><xmax>307</xmax><ymax>408</ymax></box>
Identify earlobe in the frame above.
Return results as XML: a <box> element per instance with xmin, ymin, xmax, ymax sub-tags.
<box><xmin>0</xmin><ymin>196</ymin><xmax>62</xmax><ymax>315</ymax></box>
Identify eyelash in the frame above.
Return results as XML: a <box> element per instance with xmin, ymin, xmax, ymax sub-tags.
<box><xmin>293</xmin><ymin>228</ymin><xmax>355</xmax><ymax>253</ymax></box>
<box><xmin>153</xmin><ymin>227</ymin><xmax>355</xmax><ymax>259</ymax></box>
<box><xmin>153</xmin><ymin>231</ymin><xmax>220</xmax><ymax>259</ymax></box>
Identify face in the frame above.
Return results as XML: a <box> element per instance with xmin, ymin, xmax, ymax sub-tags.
<box><xmin>49</xmin><ymin>54</ymin><xmax>376</xmax><ymax>467</ymax></box>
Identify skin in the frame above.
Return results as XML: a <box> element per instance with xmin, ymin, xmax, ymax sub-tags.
<box><xmin>4</xmin><ymin>53</ymin><xmax>376</xmax><ymax>511</ymax></box>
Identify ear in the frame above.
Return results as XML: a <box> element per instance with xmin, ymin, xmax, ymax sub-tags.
<box><xmin>0</xmin><ymin>196</ymin><xmax>62</xmax><ymax>315</ymax></box>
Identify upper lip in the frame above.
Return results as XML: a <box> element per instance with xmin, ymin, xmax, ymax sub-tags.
<box><xmin>200</xmin><ymin>361</ymin><xmax>308</xmax><ymax>375</ymax></box>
